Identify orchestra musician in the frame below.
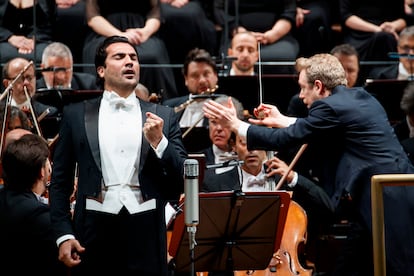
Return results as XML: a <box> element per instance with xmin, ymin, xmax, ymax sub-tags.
<box><xmin>203</xmin><ymin>53</ymin><xmax>414</xmax><ymax>275</ymax></box>
<box><xmin>36</xmin><ymin>42</ymin><xmax>98</xmax><ymax>90</ymax></box>
<box><xmin>162</xmin><ymin>48</ymin><xmax>220</xmax><ymax>152</ymax></box>
<box><xmin>1</xmin><ymin>57</ymin><xmax>58</xmax><ymax>119</ymax></box>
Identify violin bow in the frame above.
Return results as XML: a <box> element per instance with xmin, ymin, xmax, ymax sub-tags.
<box><xmin>274</xmin><ymin>143</ymin><xmax>308</xmax><ymax>191</ymax></box>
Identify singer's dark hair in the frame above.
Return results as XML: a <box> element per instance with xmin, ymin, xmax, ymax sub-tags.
<box><xmin>94</xmin><ymin>36</ymin><xmax>139</xmax><ymax>88</ymax></box>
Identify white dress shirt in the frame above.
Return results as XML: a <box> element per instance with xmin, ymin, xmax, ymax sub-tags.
<box><xmin>179</xmin><ymin>96</ymin><xmax>206</xmax><ymax>128</ymax></box>
<box><xmin>86</xmin><ymin>90</ymin><xmax>164</xmax><ymax>215</ymax></box>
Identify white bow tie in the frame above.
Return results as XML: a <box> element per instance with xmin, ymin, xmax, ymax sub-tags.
<box><xmin>245</xmin><ymin>174</ymin><xmax>267</xmax><ymax>187</ymax></box>
<box><xmin>109</xmin><ymin>97</ymin><xmax>134</xmax><ymax>110</ymax></box>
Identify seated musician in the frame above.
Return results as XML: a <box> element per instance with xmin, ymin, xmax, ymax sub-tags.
<box><xmin>2</xmin><ymin>57</ymin><xmax>58</xmax><ymax>119</ymax></box>
<box><xmin>368</xmin><ymin>25</ymin><xmax>414</xmax><ymax>80</ymax></box>
<box><xmin>162</xmin><ymin>48</ymin><xmax>219</xmax><ymax>153</ymax></box>
<box><xmin>36</xmin><ymin>42</ymin><xmax>98</xmax><ymax>90</ymax></box>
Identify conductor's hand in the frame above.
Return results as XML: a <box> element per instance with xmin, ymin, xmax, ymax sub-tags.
<box><xmin>203</xmin><ymin>98</ymin><xmax>241</xmax><ymax>132</ymax></box>
<box><xmin>251</xmin><ymin>103</ymin><xmax>297</xmax><ymax>128</ymax></box>
<box><xmin>143</xmin><ymin>112</ymin><xmax>164</xmax><ymax>148</ymax></box>
<box><xmin>58</xmin><ymin>239</ymin><xmax>85</xmax><ymax>267</ymax></box>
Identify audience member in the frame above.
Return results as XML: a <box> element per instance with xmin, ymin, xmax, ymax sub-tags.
<box><xmin>2</xmin><ymin>57</ymin><xmax>58</xmax><ymax>119</ymax></box>
<box><xmin>227</xmin><ymin>31</ymin><xmax>258</xmax><ymax>76</ymax></box>
<box><xmin>0</xmin><ymin>133</ymin><xmax>67</xmax><ymax>276</ymax></box>
<box><xmin>203</xmin><ymin>53</ymin><xmax>414</xmax><ymax>274</ymax></box>
<box><xmin>369</xmin><ymin>25</ymin><xmax>414</xmax><ymax>80</ymax></box>
<box><xmin>214</xmin><ymin>0</ymin><xmax>300</xmax><ymax>74</ymax></box>
<box><xmin>54</xmin><ymin>0</ymin><xmax>88</xmax><ymax>63</ymax></box>
<box><xmin>339</xmin><ymin>0</ymin><xmax>407</xmax><ymax>80</ymax></box>
<box><xmin>295</xmin><ymin>0</ymin><xmax>334</xmax><ymax>57</ymax></box>
<box><xmin>82</xmin><ymin>0</ymin><xmax>178</xmax><ymax>100</ymax></box>
<box><xmin>405</xmin><ymin>0</ymin><xmax>414</xmax><ymax>26</ymax></box>
<box><xmin>159</xmin><ymin>0</ymin><xmax>217</xmax><ymax>64</ymax></box>
<box><xmin>0</xmin><ymin>0</ymin><xmax>56</xmax><ymax>64</ymax></box>
<box><xmin>163</xmin><ymin>48</ymin><xmax>219</xmax><ymax>152</ymax></box>
<box><xmin>49</xmin><ymin>36</ymin><xmax>187</xmax><ymax>276</ymax></box>
<box><xmin>37</xmin><ymin>42</ymin><xmax>98</xmax><ymax>90</ymax></box>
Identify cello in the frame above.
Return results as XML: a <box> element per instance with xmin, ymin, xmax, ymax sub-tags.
<box><xmin>233</xmin><ymin>144</ymin><xmax>312</xmax><ymax>276</ymax></box>
<box><xmin>233</xmin><ymin>200</ymin><xmax>312</xmax><ymax>276</ymax></box>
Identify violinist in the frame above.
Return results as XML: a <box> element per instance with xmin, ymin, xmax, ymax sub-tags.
<box><xmin>163</xmin><ymin>48</ymin><xmax>218</xmax><ymax>127</ymax></box>
<box><xmin>2</xmin><ymin>57</ymin><xmax>58</xmax><ymax>119</ymax></box>
<box><xmin>162</xmin><ymin>48</ymin><xmax>219</xmax><ymax>152</ymax></box>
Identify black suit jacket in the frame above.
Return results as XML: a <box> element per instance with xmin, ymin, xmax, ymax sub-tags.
<box><xmin>0</xmin><ymin>189</ymin><xmax>66</xmax><ymax>275</ymax></box>
<box><xmin>49</xmin><ymin>96</ymin><xmax>187</xmax><ymax>274</ymax></box>
<box><xmin>246</xmin><ymin>85</ymin><xmax>414</xmax><ymax>273</ymax></box>
<box><xmin>36</xmin><ymin>72</ymin><xmax>99</xmax><ymax>91</ymax></box>
<box><xmin>201</xmin><ymin>146</ymin><xmax>240</xmax><ymax>192</ymax></box>
<box><xmin>163</xmin><ymin>95</ymin><xmax>211</xmax><ymax>152</ymax></box>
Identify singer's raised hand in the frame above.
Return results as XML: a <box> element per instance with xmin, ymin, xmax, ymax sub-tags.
<box><xmin>143</xmin><ymin>112</ymin><xmax>164</xmax><ymax>148</ymax></box>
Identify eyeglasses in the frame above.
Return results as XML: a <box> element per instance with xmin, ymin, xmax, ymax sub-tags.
<box><xmin>42</xmin><ymin>67</ymin><xmax>72</xmax><ymax>73</ymax></box>
<box><xmin>398</xmin><ymin>45</ymin><xmax>414</xmax><ymax>53</ymax></box>
<box><xmin>7</xmin><ymin>74</ymin><xmax>35</xmax><ymax>83</ymax></box>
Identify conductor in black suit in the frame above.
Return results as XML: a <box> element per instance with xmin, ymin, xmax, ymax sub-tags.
<box><xmin>49</xmin><ymin>36</ymin><xmax>187</xmax><ymax>276</ymax></box>
<box><xmin>204</xmin><ymin>53</ymin><xmax>414</xmax><ymax>275</ymax></box>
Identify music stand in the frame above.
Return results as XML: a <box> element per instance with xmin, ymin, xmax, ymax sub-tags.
<box><xmin>168</xmin><ymin>191</ymin><xmax>291</xmax><ymax>273</ymax></box>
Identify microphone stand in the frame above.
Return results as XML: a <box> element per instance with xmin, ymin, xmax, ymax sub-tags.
<box><xmin>188</xmin><ymin>225</ymin><xmax>197</xmax><ymax>276</ymax></box>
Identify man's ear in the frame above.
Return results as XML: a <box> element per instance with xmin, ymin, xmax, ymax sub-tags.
<box><xmin>314</xmin><ymin>80</ymin><xmax>325</xmax><ymax>95</ymax></box>
<box><xmin>97</xmin><ymin>66</ymin><xmax>104</xmax><ymax>78</ymax></box>
<box><xmin>2</xmin><ymin>79</ymin><xmax>9</xmax><ymax>89</ymax></box>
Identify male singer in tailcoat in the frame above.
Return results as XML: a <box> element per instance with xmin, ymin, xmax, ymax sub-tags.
<box><xmin>49</xmin><ymin>36</ymin><xmax>187</xmax><ymax>276</ymax></box>
<box><xmin>204</xmin><ymin>53</ymin><xmax>414</xmax><ymax>275</ymax></box>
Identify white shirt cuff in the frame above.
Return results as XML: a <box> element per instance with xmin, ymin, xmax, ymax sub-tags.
<box><xmin>287</xmin><ymin>172</ymin><xmax>298</xmax><ymax>188</ymax></box>
<box><xmin>238</xmin><ymin>121</ymin><xmax>251</xmax><ymax>138</ymax></box>
<box><xmin>56</xmin><ymin>234</ymin><xmax>76</xmax><ymax>247</ymax></box>
<box><xmin>152</xmin><ymin>135</ymin><xmax>168</xmax><ymax>158</ymax></box>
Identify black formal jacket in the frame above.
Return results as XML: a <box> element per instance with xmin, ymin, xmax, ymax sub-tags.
<box><xmin>0</xmin><ymin>189</ymin><xmax>66</xmax><ymax>275</ymax></box>
<box><xmin>246</xmin><ymin>85</ymin><xmax>414</xmax><ymax>274</ymax></box>
<box><xmin>49</xmin><ymin>96</ymin><xmax>187</xmax><ymax>274</ymax></box>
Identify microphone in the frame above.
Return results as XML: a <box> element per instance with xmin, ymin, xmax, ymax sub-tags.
<box><xmin>184</xmin><ymin>159</ymin><xmax>199</xmax><ymax>227</ymax></box>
